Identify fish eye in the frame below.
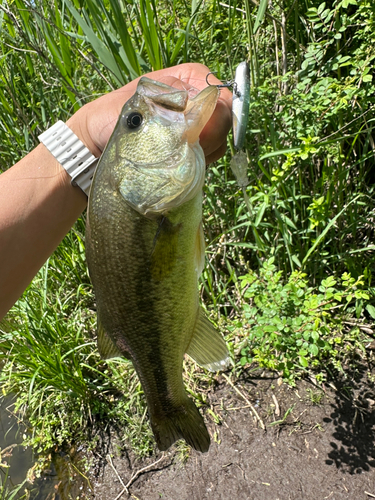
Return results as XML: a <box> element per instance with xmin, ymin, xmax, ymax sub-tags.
<box><xmin>126</xmin><ymin>112</ymin><xmax>143</xmax><ymax>129</ymax></box>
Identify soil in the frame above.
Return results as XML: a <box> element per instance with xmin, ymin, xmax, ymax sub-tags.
<box><xmin>80</xmin><ymin>359</ymin><xmax>375</xmax><ymax>500</ymax></box>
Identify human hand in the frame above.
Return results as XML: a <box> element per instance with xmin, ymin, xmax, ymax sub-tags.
<box><xmin>67</xmin><ymin>63</ymin><xmax>232</xmax><ymax>165</ymax></box>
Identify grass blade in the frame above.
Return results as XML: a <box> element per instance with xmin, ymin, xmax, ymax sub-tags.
<box><xmin>302</xmin><ymin>195</ymin><xmax>362</xmax><ymax>267</ymax></box>
<box><xmin>64</xmin><ymin>0</ymin><xmax>126</xmax><ymax>85</ymax></box>
<box><xmin>253</xmin><ymin>0</ymin><xmax>269</xmax><ymax>34</ymax></box>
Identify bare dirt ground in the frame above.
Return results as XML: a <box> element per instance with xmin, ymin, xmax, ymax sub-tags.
<box><xmin>79</xmin><ymin>359</ymin><xmax>375</xmax><ymax>500</ymax></box>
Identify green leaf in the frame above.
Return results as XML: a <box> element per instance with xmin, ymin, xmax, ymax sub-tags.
<box><xmin>309</xmin><ymin>344</ymin><xmax>319</xmax><ymax>356</ymax></box>
<box><xmin>253</xmin><ymin>0</ymin><xmax>269</xmax><ymax>34</ymax></box>
<box><xmin>366</xmin><ymin>305</ymin><xmax>375</xmax><ymax>319</ymax></box>
<box><xmin>317</xmin><ymin>2</ymin><xmax>326</xmax><ymax>15</ymax></box>
<box><xmin>169</xmin><ymin>31</ymin><xmax>186</xmax><ymax>65</ymax></box>
<box><xmin>255</xmin><ymin>201</ymin><xmax>268</xmax><ymax>227</ymax></box>
<box><xmin>342</xmin><ymin>0</ymin><xmax>358</xmax><ymax>7</ymax></box>
<box><xmin>299</xmin><ymin>356</ymin><xmax>309</xmax><ymax>368</ymax></box>
<box><xmin>338</xmin><ymin>55</ymin><xmax>351</xmax><ymax>64</ymax></box>
<box><xmin>311</xmin><ymin>331</ymin><xmax>319</xmax><ymax>341</ymax></box>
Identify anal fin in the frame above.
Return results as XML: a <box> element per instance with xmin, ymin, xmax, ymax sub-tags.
<box><xmin>97</xmin><ymin>320</ymin><xmax>130</xmax><ymax>360</ymax></box>
<box><xmin>186</xmin><ymin>308</ymin><xmax>230</xmax><ymax>372</ymax></box>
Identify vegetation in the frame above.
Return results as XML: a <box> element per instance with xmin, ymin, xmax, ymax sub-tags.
<box><xmin>237</xmin><ymin>257</ymin><xmax>370</xmax><ymax>384</ymax></box>
<box><xmin>0</xmin><ymin>0</ymin><xmax>374</xmax><ymax>472</ymax></box>
<box><xmin>0</xmin><ymin>469</ymin><xmax>27</xmax><ymax>500</ymax></box>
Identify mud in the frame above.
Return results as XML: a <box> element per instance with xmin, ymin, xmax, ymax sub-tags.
<box><xmin>85</xmin><ymin>362</ymin><xmax>375</xmax><ymax>500</ymax></box>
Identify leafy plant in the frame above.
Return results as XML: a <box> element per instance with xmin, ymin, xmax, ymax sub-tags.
<box><xmin>238</xmin><ymin>257</ymin><xmax>371</xmax><ymax>383</ymax></box>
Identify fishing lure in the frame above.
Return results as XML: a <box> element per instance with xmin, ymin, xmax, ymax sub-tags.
<box><xmin>206</xmin><ymin>61</ymin><xmax>251</xmax><ymax>190</ymax></box>
<box><xmin>206</xmin><ymin>61</ymin><xmax>250</xmax><ymax>151</ymax></box>
<box><xmin>232</xmin><ymin>61</ymin><xmax>250</xmax><ymax>151</ymax></box>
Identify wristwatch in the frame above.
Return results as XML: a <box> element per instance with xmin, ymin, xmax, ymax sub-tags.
<box><xmin>38</xmin><ymin>121</ymin><xmax>98</xmax><ymax>196</ymax></box>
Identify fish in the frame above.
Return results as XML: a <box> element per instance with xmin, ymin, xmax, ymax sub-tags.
<box><xmin>86</xmin><ymin>77</ymin><xmax>230</xmax><ymax>453</ymax></box>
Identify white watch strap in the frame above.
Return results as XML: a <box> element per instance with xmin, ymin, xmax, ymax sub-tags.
<box><xmin>38</xmin><ymin>120</ymin><xmax>98</xmax><ymax>196</ymax></box>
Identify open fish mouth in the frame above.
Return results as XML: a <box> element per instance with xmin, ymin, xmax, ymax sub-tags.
<box><xmin>137</xmin><ymin>77</ymin><xmax>219</xmax><ymax>144</ymax></box>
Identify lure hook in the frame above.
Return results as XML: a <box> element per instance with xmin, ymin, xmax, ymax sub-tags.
<box><xmin>205</xmin><ymin>72</ymin><xmax>239</xmax><ymax>96</ymax></box>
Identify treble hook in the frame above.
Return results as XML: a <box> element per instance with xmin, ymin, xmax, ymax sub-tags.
<box><xmin>205</xmin><ymin>72</ymin><xmax>240</xmax><ymax>97</ymax></box>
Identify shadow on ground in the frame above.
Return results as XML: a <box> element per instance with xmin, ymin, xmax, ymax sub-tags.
<box><xmin>325</xmin><ymin>362</ymin><xmax>375</xmax><ymax>475</ymax></box>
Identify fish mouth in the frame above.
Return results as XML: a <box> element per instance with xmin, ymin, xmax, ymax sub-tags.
<box><xmin>184</xmin><ymin>85</ymin><xmax>220</xmax><ymax>144</ymax></box>
<box><xmin>136</xmin><ymin>77</ymin><xmax>219</xmax><ymax>146</ymax></box>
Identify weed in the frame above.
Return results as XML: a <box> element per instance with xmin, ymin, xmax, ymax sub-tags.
<box><xmin>174</xmin><ymin>441</ymin><xmax>191</xmax><ymax>465</ymax></box>
<box><xmin>306</xmin><ymin>389</ymin><xmax>324</xmax><ymax>406</ymax></box>
<box><xmin>237</xmin><ymin>257</ymin><xmax>372</xmax><ymax>384</ymax></box>
<box><xmin>268</xmin><ymin>404</ymin><xmax>296</xmax><ymax>427</ymax></box>
<box><xmin>0</xmin><ymin>467</ymin><xmax>27</xmax><ymax>500</ymax></box>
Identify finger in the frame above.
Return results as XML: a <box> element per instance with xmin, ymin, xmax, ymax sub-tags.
<box><xmin>200</xmin><ymin>99</ymin><xmax>232</xmax><ymax>158</ymax></box>
<box><xmin>205</xmin><ymin>141</ymin><xmax>229</xmax><ymax>165</ymax></box>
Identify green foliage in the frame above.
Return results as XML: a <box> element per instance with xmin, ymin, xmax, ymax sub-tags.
<box><xmin>0</xmin><ymin>469</ymin><xmax>27</xmax><ymax>500</ymax></box>
<box><xmin>238</xmin><ymin>257</ymin><xmax>371</xmax><ymax>383</ymax></box>
<box><xmin>196</xmin><ymin>0</ymin><xmax>375</xmax><ymax>302</ymax></box>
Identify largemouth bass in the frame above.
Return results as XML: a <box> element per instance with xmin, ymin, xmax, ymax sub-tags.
<box><xmin>86</xmin><ymin>77</ymin><xmax>229</xmax><ymax>453</ymax></box>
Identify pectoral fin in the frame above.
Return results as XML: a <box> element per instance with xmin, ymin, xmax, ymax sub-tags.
<box><xmin>97</xmin><ymin>320</ymin><xmax>130</xmax><ymax>360</ymax></box>
<box><xmin>186</xmin><ymin>308</ymin><xmax>230</xmax><ymax>372</ymax></box>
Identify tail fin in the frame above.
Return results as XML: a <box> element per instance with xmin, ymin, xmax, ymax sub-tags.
<box><xmin>150</xmin><ymin>394</ymin><xmax>210</xmax><ymax>453</ymax></box>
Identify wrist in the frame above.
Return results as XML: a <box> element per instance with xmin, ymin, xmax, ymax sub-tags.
<box><xmin>66</xmin><ymin>106</ymin><xmax>102</xmax><ymax>158</ymax></box>
<box><xmin>39</xmin><ymin>116</ymin><xmax>99</xmax><ymax>196</ymax></box>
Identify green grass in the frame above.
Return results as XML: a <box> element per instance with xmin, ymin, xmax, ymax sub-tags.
<box><xmin>0</xmin><ymin>0</ymin><xmax>374</xmax><ymax>467</ymax></box>
<box><xmin>0</xmin><ymin>467</ymin><xmax>27</xmax><ymax>500</ymax></box>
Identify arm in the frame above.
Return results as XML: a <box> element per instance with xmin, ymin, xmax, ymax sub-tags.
<box><xmin>0</xmin><ymin>63</ymin><xmax>232</xmax><ymax>320</ymax></box>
